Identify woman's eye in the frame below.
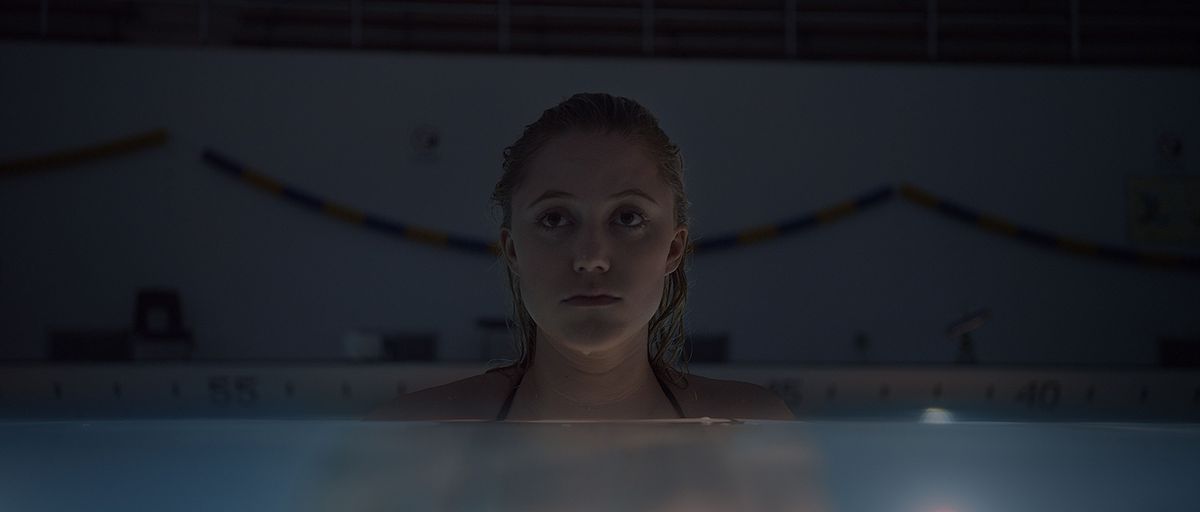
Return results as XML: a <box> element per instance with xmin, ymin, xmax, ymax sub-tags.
<box><xmin>541</xmin><ymin>212</ymin><xmax>567</xmax><ymax>228</ymax></box>
<box><xmin>617</xmin><ymin>211</ymin><xmax>646</xmax><ymax>227</ymax></box>
<box><xmin>538</xmin><ymin>209</ymin><xmax>648</xmax><ymax>230</ymax></box>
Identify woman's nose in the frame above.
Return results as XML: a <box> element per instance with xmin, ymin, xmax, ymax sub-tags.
<box><xmin>573</xmin><ymin>225</ymin><xmax>610</xmax><ymax>273</ymax></box>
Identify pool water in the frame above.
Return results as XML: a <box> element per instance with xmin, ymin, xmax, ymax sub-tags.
<box><xmin>2</xmin><ymin>419</ymin><xmax>1198</xmax><ymax>512</ymax></box>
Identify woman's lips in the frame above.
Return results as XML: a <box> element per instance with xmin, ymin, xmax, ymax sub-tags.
<box><xmin>563</xmin><ymin>296</ymin><xmax>621</xmax><ymax>306</ymax></box>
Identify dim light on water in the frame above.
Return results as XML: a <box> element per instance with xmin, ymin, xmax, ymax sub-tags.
<box><xmin>920</xmin><ymin>407</ymin><xmax>955</xmax><ymax>424</ymax></box>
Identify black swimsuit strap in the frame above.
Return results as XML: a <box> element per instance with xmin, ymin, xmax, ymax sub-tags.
<box><xmin>495</xmin><ymin>369</ymin><xmax>523</xmax><ymax>421</ymax></box>
<box><xmin>656</xmin><ymin>370</ymin><xmax>687</xmax><ymax>419</ymax></box>
<box><xmin>494</xmin><ymin>368</ymin><xmax>685</xmax><ymax>421</ymax></box>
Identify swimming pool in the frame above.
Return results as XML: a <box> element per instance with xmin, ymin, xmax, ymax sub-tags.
<box><xmin>3</xmin><ymin>363</ymin><xmax>1198</xmax><ymax>511</ymax></box>
<box><xmin>2</xmin><ymin>418</ymin><xmax>1197</xmax><ymax>511</ymax></box>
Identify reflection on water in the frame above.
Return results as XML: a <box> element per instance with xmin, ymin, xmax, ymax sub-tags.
<box><xmin>304</xmin><ymin>419</ymin><xmax>829</xmax><ymax>512</ymax></box>
<box><xmin>5</xmin><ymin>420</ymin><xmax>1197</xmax><ymax>511</ymax></box>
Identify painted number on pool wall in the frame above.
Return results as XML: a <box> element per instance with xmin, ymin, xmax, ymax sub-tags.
<box><xmin>1015</xmin><ymin>380</ymin><xmax>1061</xmax><ymax>409</ymax></box>
<box><xmin>208</xmin><ymin>376</ymin><xmax>259</xmax><ymax>406</ymax></box>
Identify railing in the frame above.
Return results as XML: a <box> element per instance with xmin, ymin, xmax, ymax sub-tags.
<box><xmin>1</xmin><ymin>0</ymin><xmax>1197</xmax><ymax>65</ymax></box>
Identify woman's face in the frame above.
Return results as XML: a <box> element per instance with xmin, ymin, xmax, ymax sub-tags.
<box><xmin>501</xmin><ymin>130</ymin><xmax>688</xmax><ymax>357</ymax></box>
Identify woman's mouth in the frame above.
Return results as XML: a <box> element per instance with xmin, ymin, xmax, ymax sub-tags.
<box><xmin>563</xmin><ymin>296</ymin><xmax>621</xmax><ymax>307</ymax></box>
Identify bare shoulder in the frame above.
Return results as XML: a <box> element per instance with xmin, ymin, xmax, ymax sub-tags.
<box><xmin>363</xmin><ymin>368</ymin><xmax>516</xmax><ymax>421</ymax></box>
<box><xmin>674</xmin><ymin>373</ymin><xmax>795</xmax><ymax>420</ymax></box>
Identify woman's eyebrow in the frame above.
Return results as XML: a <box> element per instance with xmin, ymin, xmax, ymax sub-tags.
<box><xmin>527</xmin><ymin>188</ymin><xmax>658</xmax><ymax>209</ymax></box>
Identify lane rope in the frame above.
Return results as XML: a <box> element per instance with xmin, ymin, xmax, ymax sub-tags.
<box><xmin>0</xmin><ymin>128</ymin><xmax>169</xmax><ymax>175</ymax></box>
<box><xmin>201</xmin><ymin>148</ymin><xmax>1200</xmax><ymax>271</ymax></box>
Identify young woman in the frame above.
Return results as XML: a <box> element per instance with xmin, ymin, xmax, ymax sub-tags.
<box><xmin>368</xmin><ymin>93</ymin><xmax>793</xmax><ymax>421</ymax></box>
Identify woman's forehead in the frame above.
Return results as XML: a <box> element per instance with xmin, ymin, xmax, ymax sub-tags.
<box><xmin>518</xmin><ymin>132</ymin><xmax>666</xmax><ymax>204</ymax></box>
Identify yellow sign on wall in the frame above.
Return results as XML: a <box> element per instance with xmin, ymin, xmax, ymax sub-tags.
<box><xmin>1128</xmin><ymin>176</ymin><xmax>1200</xmax><ymax>245</ymax></box>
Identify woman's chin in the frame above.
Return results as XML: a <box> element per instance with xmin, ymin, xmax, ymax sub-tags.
<box><xmin>549</xmin><ymin>332</ymin><xmax>632</xmax><ymax>357</ymax></box>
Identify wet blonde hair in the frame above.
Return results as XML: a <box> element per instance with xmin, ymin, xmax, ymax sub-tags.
<box><xmin>487</xmin><ymin>92</ymin><xmax>693</xmax><ymax>387</ymax></box>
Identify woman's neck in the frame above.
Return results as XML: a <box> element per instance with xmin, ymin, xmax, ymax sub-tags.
<box><xmin>513</xmin><ymin>326</ymin><xmax>668</xmax><ymax>419</ymax></box>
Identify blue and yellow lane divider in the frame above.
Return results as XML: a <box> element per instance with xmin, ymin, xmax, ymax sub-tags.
<box><xmin>898</xmin><ymin>183</ymin><xmax>1200</xmax><ymax>270</ymax></box>
<box><xmin>693</xmin><ymin>186</ymin><xmax>895</xmax><ymax>252</ymax></box>
<box><xmin>202</xmin><ymin>149</ymin><xmax>499</xmax><ymax>256</ymax></box>
<box><xmin>0</xmin><ymin>128</ymin><xmax>169</xmax><ymax>175</ymax></box>
<box><xmin>201</xmin><ymin>148</ymin><xmax>1199</xmax><ymax>271</ymax></box>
